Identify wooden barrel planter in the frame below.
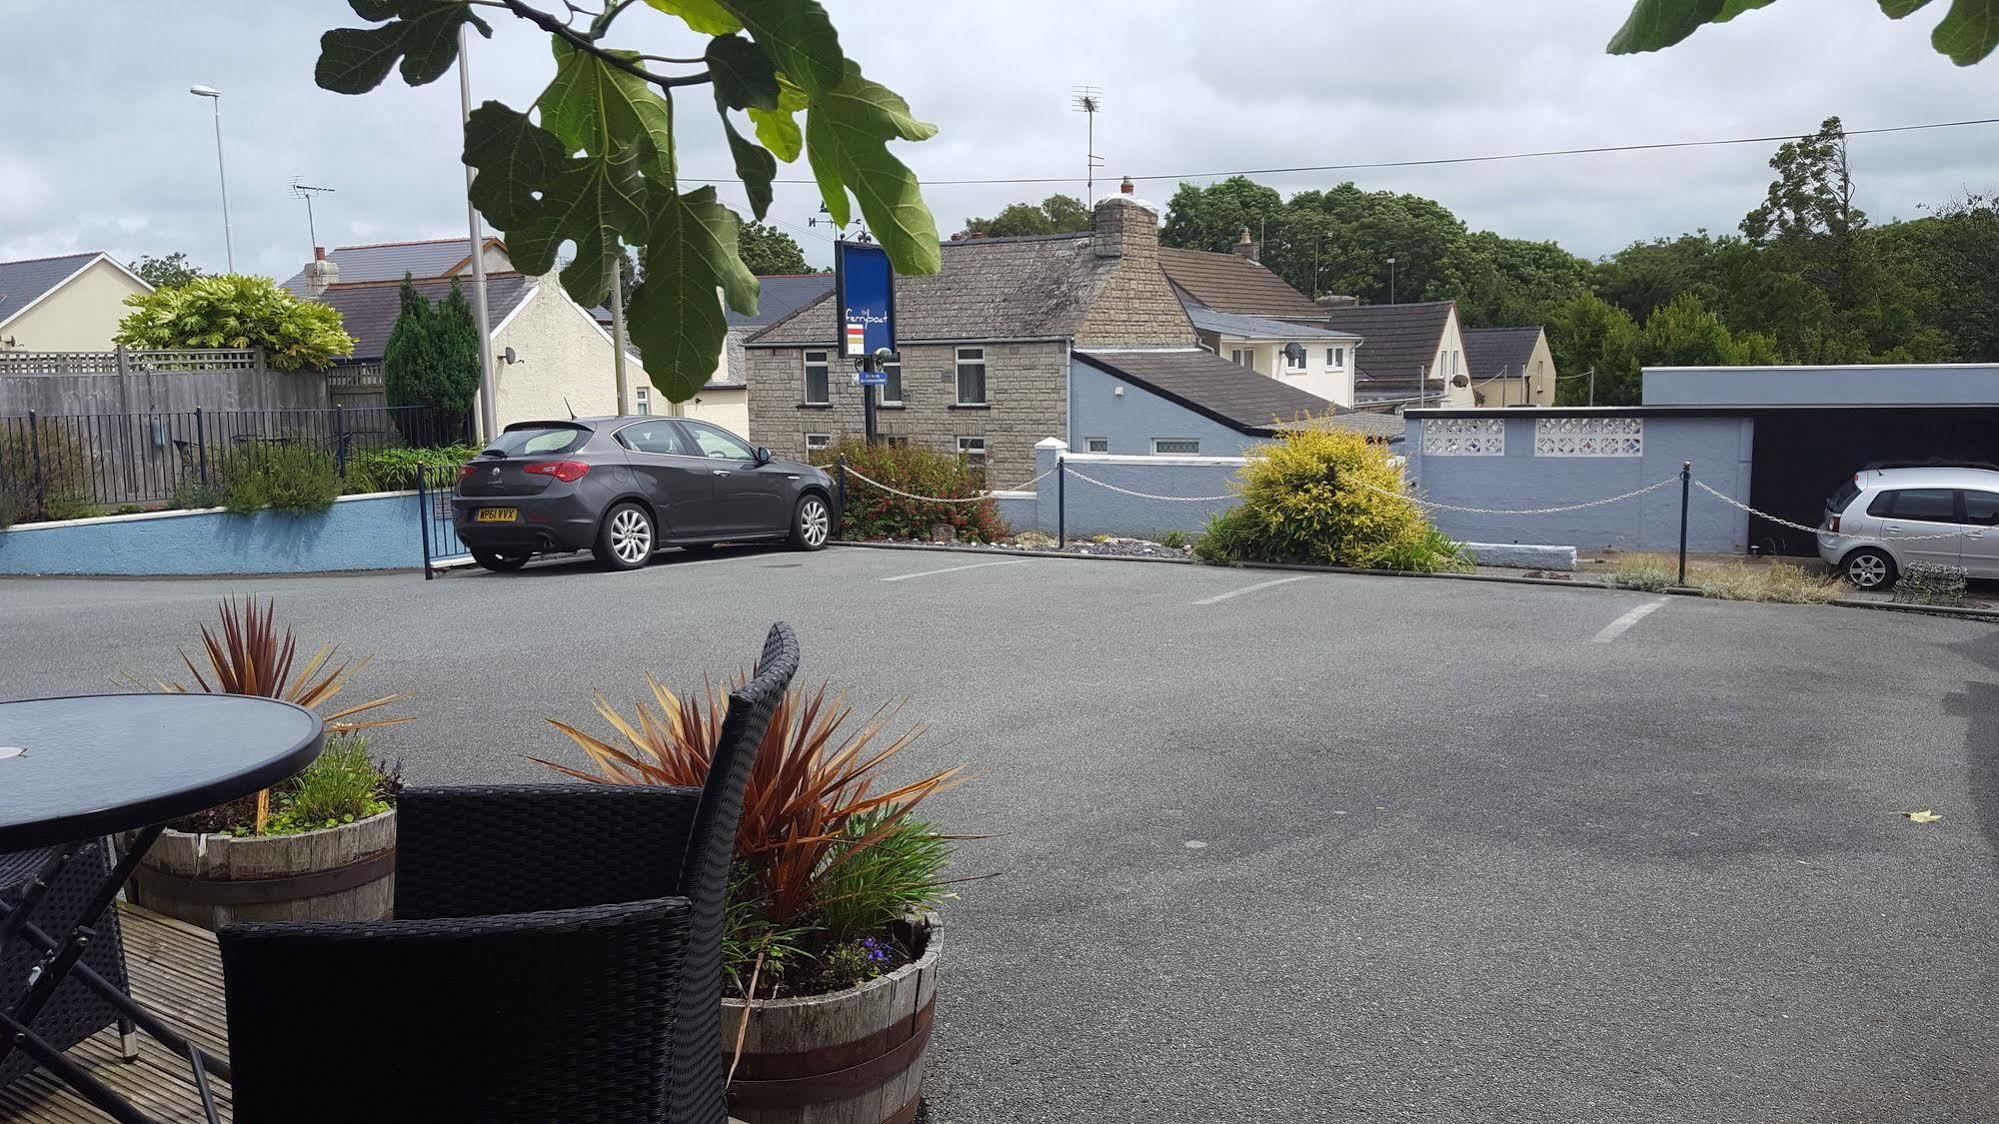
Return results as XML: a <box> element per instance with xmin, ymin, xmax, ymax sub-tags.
<box><xmin>122</xmin><ymin>810</ymin><xmax>395</xmax><ymax>931</ymax></box>
<box><xmin>724</xmin><ymin>921</ymin><xmax>939</xmax><ymax>1124</ymax></box>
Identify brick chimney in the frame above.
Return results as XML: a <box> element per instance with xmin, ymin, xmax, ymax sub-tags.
<box><xmin>1316</xmin><ymin>293</ymin><xmax>1359</xmax><ymax>308</ymax></box>
<box><xmin>1092</xmin><ymin>177</ymin><xmax>1160</xmax><ymax>262</ymax></box>
<box><xmin>303</xmin><ymin>246</ymin><xmax>339</xmax><ymax>298</ymax></box>
<box><xmin>1230</xmin><ymin>227</ymin><xmax>1259</xmax><ymax>262</ymax></box>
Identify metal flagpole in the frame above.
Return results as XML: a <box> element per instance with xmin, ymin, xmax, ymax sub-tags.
<box><xmin>458</xmin><ymin>24</ymin><xmax>499</xmax><ymax>444</ymax></box>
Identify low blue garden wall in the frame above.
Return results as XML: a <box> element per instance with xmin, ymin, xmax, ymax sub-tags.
<box><xmin>1014</xmin><ymin>439</ymin><xmax>1243</xmax><ymax>539</ymax></box>
<box><xmin>0</xmin><ymin>492</ymin><xmax>426</xmax><ymax>576</ymax></box>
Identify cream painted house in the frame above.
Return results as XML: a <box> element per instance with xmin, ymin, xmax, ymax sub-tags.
<box><xmin>1463</xmin><ymin>326</ymin><xmax>1557</xmax><ymax>407</ymax></box>
<box><xmin>1322</xmin><ymin>300</ymin><xmax>1478</xmax><ymax>408</ymax></box>
<box><xmin>1185</xmin><ymin>305</ymin><xmax>1363</xmax><ymax>407</ymax></box>
<box><xmin>294</xmin><ymin>238</ymin><xmax>746</xmax><ymax>435</ymax></box>
<box><xmin>0</xmin><ymin>252</ymin><xmax>152</xmax><ymax>351</ymax></box>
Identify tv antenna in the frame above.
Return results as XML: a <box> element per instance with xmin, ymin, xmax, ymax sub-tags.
<box><xmin>289</xmin><ymin>178</ymin><xmax>336</xmax><ymax>251</ymax></box>
<box><xmin>1073</xmin><ymin>85</ymin><xmax>1104</xmax><ymax>201</ymax></box>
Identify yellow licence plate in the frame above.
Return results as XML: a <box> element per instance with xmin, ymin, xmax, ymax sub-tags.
<box><xmin>475</xmin><ymin>508</ymin><xmax>518</xmax><ymax>523</ymax></box>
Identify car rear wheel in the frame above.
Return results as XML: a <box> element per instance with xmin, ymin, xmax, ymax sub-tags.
<box><xmin>595</xmin><ymin>503</ymin><xmax>655</xmax><ymax>571</ymax></box>
<box><xmin>790</xmin><ymin>494</ymin><xmax>831</xmax><ymax>550</ymax></box>
<box><xmin>1841</xmin><ymin>547</ymin><xmax>1896</xmax><ymax>590</ymax></box>
<box><xmin>472</xmin><ymin>548</ymin><xmax>531</xmax><ymax>573</ymax></box>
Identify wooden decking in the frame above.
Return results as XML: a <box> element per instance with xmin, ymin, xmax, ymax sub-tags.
<box><xmin>1</xmin><ymin>905</ymin><xmax>233</xmax><ymax>1123</ymax></box>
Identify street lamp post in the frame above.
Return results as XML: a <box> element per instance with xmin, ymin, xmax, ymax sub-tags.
<box><xmin>1386</xmin><ymin>256</ymin><xmax>1397</xmax><ymax>306</ymax></box>
<box><xmin>188</xmin><ymin>86</ymin><xmax>233</xmax><ymax>272</ymax></box>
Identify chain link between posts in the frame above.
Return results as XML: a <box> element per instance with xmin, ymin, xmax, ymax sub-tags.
<box><xmin>1059</xmin><ymin>466</ymin><xmax>1238</xmax><ymax>502</ymax></box>
<box><xmin>841</xmin><ymin>464</ymin><xmax>1052</xmax><ymax>504</ymax></box>
<box><xmin>1353</xmin><ymin>475</ymin><xmax>1682</xmax><ymax>515</ymax></box>
<box><xmin>1692</xmin><ymin>480</ymin><xmax>1978</xmax><ymax>541</ymax></box>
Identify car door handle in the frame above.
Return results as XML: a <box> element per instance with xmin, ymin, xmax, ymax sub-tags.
<box><xmin>711</xmin><ymin>469</ymin><xmax>731</xmax><ymax>476</ymax></box>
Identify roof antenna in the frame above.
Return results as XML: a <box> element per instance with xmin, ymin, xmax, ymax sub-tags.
<box><xmin>563</xmin><ymin>396</ymin><xmax>576</xmax><ymax>420</ymax></box>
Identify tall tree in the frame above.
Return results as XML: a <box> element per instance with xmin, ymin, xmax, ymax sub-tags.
<box><xmin>737</xmin><ymin>222</ymin><xmax>810</xmax><ymax>273</ymax></box>
<box><xmin>1160</xmin><ymin>177</ymin><xmax>1285</xmax><ymax>254</ymax></box>
<box><xmin>1547</xmin><ymin>293</ymin><xmax>1642</xmax><ymax>405</ymax></box>
<box><xmin>432</xmin><ymin>279</ymin><xmax>484</xmax><ymax>412</ymax></box>
<box><xmin>314</xmin><ymin>0</ymin><xmax>941</xmax><ymax>404</ymax></box>
<box><xmin>963</xmin><ymin>194</ymin><xmax>1091</xmax><ymax>238</ymax></box>
<box><xmin>131</xmin><ymin>252</ymin><xmax>203</xmax><ymax>289</ymax></box>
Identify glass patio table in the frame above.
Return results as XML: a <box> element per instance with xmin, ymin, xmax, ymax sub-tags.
<box><xmin>0</xmin><ymin>693</ymin><xmax>323</xmax><ymax>1124</ymax></box>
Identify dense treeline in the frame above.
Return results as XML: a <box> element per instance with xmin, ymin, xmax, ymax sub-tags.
<box><xmin>1138</xmin><ymin>117</ymin><xmax>1999</xmax><ymax>405</ymax></box>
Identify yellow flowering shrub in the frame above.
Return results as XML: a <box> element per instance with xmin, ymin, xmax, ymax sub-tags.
<box><xmin>1192</xmin><ymin>427</ymin><xmax>1469</xmax><ymax>571</ymax></box>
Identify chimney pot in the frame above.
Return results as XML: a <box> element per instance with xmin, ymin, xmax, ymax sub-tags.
<box><xmin>1120</xmin><ymin>176</ymin><xmax>1134</xmax><ymax>194</ymax></box>
<box><xmin>1230</xmin><ymin>227</ymin><xmax>1259</xmax><ymax>263</ymax></box>
<box><xmin>313</xmin><ymin>245</ymin><xmax>327</xmax><ymax>261</ymax></box>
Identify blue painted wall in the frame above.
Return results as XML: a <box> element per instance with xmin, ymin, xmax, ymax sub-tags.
<box><xmin>1024</xmin><ymin>441</ymin><xmax>1242</xmax><ymax>538</ymax></box>
<box><xmin>1406</xmin><ymin>414</ymin><xmax>1753</xmax><ymax>552</ymax></box>
<box><xmin>1068</xmin><ymin>357</ymin><xmax>1270</xmax><ymax>457</ymax></box>
<box><xmin>0</xmin><ymin>493</ymin><xmax>426</xmax><ymax>576</ymax></box>
<box><xmin>1644</xmin><ymin>365</ymin><xmax>1999</xmax><ymax>406</ymax></box>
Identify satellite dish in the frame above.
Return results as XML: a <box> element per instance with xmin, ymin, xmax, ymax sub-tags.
<box><xmin>1282</xmin><ymin>343</ymin><xmax>1307</xmax><ymax>365</ymax></box>
<box><xmin>872</xmin><ymin>347</ymin><xmax>897</xmax><ymax>364</ymax></box>
<box><xmin>500</xmin><ymin>346</ymin><xmax>519</xmax><ymax>365</ymax></box>
<box><xmin>1451</xmin><ymin>373</ymin><xmax>1470</xmax><ymax>387</ymax></box>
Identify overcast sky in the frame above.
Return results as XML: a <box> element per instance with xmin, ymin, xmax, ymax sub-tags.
<box><xmin>6</xmin><ymin>1</ymin><xmax>1999</xmax><ymax>280</ymax></box>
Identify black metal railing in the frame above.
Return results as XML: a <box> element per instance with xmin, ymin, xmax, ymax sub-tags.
<box><xmin>0</xmin><ymin>406</ymin><xmax>472</xmax><ymax>519</ymax></box>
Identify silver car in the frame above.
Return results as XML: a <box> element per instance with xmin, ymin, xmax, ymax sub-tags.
<box><xmin>1817</xmin><ymin>466</ymin><xmax>1999</xmax><ymax>589</ymax></box>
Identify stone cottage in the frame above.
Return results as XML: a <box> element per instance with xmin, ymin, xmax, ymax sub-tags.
<box><xmin>742</xmin><ymin>185</ymin><xmax>1205</xmax><ymax>485</ymax></box>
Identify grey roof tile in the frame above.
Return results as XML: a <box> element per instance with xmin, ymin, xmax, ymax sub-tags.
<box><xmin>1323</xmin><ymin>301</ymin><xmax>1455</xmax><ymax>388</ymax></box>
<box><xmin>1462</xmin><ymin>326</ymin><xmax>1543</xmax><ymax>380</ymax></box>
<box><xmin>280</xmin><ymin>238</ymin><xmax>501</xmax><ymax>293</ymax></box>
<box><xmin>729</xmin><ymin>274</ymin><xmax>834</xmax><ymax>328</ymax></box>
<box><xmin>1075</xmin><ymin>348</ymin><xmax>1337</xmax><ymax>435</ymax></box>
<box><xmin>0</xmin><ymin>252</ymin><xmax>109</xmax><ymax>325</ymax></box>
<box><xmin>1157</xmin><ymin>247</ymin><xmax>1327</xmax><ymax>319</ymax></box>
<box><xmin>312</xmin><ymin>274</ymin><xmax>535</xmax><ymax>359</ymax></box>
<box><xmin>1185</xmin><ymin>304</ymin><xmax>1360</xmax><ymax>341</ymax></box>
<box><xmin>747</xmin><ymin>234</ymin><xmax>1111</xmax><ymax>346</ymax></box>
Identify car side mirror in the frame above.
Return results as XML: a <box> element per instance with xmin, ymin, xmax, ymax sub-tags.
<box><xmin>754</xmin><ymin>446</ymin><xmax>773</xmax><ymax>466</ymax></box>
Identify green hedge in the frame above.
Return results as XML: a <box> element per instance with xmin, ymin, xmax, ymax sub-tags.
<box><xmin>816</xmin><ymin>439</ymin><xmax>1007</xmax><ymax>543</ymax></box>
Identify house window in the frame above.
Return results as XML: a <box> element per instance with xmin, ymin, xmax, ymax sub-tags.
<box><xmin>803</xmin><ymin>349</ymin><xmax>830</xmax><ymax>405</ymax></box>
<box><xmin>955</xmin><ymin>347</ymin><xmax>987</xmax><ymax>405</ymax></box>
<box><xmin>957</xmin><ymin>436</ymin><xmax>986</xmax><ymax>466</ymax></box>
<box><xmin>1230</xmin><ymin>348</ymin><xmax>1252</xmax><ymax>369</ymax></box>
<box><xmin>1085</xmin><ymin>436</ymin><xmax>1109</xmax><ymax>453</ymax></box>
<box><xmin>1283</xmin><ymin>346</ymin><xmax>1307</xmax><ymax>372</ymax></box>
<box><xmin>634</xmin><ymin>386</ymin><xmax>651</xmax><ymax>415</ymax></box>
<box><xmin>805</xmin><ymin>433</ymin><xmax>832</xmax><ymax>454</ymax></box>
<box><xmin>1327</xmin><ymin>347</ymin><xmax>1345</xmax><ymax>368</ymax></box>
<box><xmin>880</xmin><ymin>359</ymin><xmax>903</xmax><ymax>405</ymax></box>
<box><xmin>1152</xmin><ymin>438</ymin><xmax>1200</xmax><ymax>455</ymax></box>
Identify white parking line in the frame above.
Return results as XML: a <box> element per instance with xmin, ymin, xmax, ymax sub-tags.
<box><xmin>1592</xmin><ymin>597</ymin><xmax>1669</xmax><ymax>643</ymax></box>
<box><xmin>1192</xmin><ymin>575</ymin><xmax>1311</xmax><ymax>606</ymax></box>
<box><xmin>880</xmin><ymin>559</ymin><xmax>1029</xmax><ymax>583</ymax></box>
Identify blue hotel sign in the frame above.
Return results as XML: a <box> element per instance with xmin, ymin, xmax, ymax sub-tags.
<box><xmin>834</xmin><ymin>241</ymin><xmax>896</xmax><ymax>363</ymax></box>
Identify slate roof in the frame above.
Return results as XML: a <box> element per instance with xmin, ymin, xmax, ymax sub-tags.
<box><xmin>729</xmin><ymin>274</ymin><xmax>834</xmax><ymax>329</ymax></box>
<box><xmin>312</xmin><ymin>273</ymin><xmax>536</xmax><ymax>359</ymax></box>
<box><xmin>1289</xmin><ymin>410</ymin><xmax>1410</xmax><ymax>441</ymax></box>
<box><xmin>0</xmin><ymin>252</ymin><xmax>114</xmax><ymax>326</ymax></box>
<box><xmin>1075</xmin><ymin>348</ymin><xmax>1338</xmax><ymax>435</ymax></box>
<box><xmin>1462</xmin><ymin>327</ymin><xmax>1543</xmax><ymax>380</ymax></box>
<box><xmin>1322</xmin><ymin>301</ymin><xmax>1456</xmax><ymax>388</ymax></box>
<box><xmin>748</xmin><ymin>234</ymin><xmax>1116</xmax><ymax>345</ymax></box>
<box><xmin>1185</xmin><ymin>304</ymin><xmax>1360</xmax><ymax>341</ymax></box>
<box><xmin>280</xmin><ymin>237</ymin><xmax>504</xmax><ymax>294</ymax></box>
<box><xmin>1157</xmin><ymin>247</ymin><xmax>1327</xmax><ymax>320</ymax></box>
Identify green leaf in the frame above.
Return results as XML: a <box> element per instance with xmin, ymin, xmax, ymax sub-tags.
<box><xmin>630</xmin><ymin>188</ymin><xmax>760</xmax><ymax>401</ymax></box>
<box><xmin>1880</xmin><ymin>0</ymin><xmax>1934</xmax><ymax>16</ymax></box>
<box><xmin>462</xmin><ymin>102</ymin><xmax>567</xmax><ymax>229</ymax></box>
<box><xmin>804</xmin><ymin>63</ymin><xmax>941</xmax><ymax>275</ymax></box>
<box><xmin>507</xmin><ymin>146</ymin><xmax>652</xmax><ymax>309</ymax></box>
<box><xmin>1932</xmin><ymin>0</ymin><xmax>1999</xmax><ymax>62</ymax></box>
<box><xmin>723</xmin><ymin>118</ymin><xmax>777</xmax><ymax>219</ymax></box>
<box><xmin>707</xmin><ymin>35</ymin><xmax>781</xmax><ymax>110</ymax></box>
<box><xmin>1715</xmin><ymin>0</ymin><xmax>1779</xmax><ymax>21</ymax></box>
<box><xmin>1605</xmin><ymin>0</ymin><xmax>1780</xmax><ymax>53</ymax></box>
<box><xmin>748</xmin><ymin>105</ymin><xmax>803</xmax><ymax>162</ymax></box>
<box><xmin>315</xmin><ymin>0</ymin><xmax>489</xmax><ymax>94</ymax></box>
<box><xmin>715</xmin><ymin>0</ymin><xmax>845</xmax><ymax>94</ymax></box>
<box><xmin>536</xmin><ymin>42</ymin><xmax>674</xmax><ymax>177</ymax></box>
<box><xmin>644</xmin><ymin>0</ymin><xmax>742</xmax><ymax>35</ymax></box>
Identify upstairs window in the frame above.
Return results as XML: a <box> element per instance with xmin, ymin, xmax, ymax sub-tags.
<box><xmin>803</xmin><ymin>350</ymin><xmax>830</xmax><ymax>405</ymax></box>
<box><xmin>955</xmin><ymin>347</ymin><xmax>987</xmax><ymax>405</ymax></box>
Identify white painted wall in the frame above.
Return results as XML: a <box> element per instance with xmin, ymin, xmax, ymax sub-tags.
<box><xmin>1214</xmin><ymin>336</ymin><xmax>1357</xmax><ymax>407</ymax></box>
<box><xmin>2</xmin><ymin>258</ymin><xmax>151</xmax><ymax>350</ymax></box>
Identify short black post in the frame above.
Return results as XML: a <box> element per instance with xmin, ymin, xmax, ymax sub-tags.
<box><xmin>833</xmin><ymin>454</ymin><xmax>847</xmax><ymax>538</ymax></box>
<box><xmin>333</xmin><ymin>405</ymin><xmax>348</xmax><ymax>478</ymax></box>
<box><xmin>416</xmin><ymin>470</ymin><xmax>436</xmax><ymax>581</ymax></box>
<box><xmin>194</xmin><ymin>407</ymin><xmax>208</xmax><ymax>486</ymax></box>
<box><xmin>1056</xmin><ymin>455</ymin><xmax>1067</xmax><ymax>550</ymax></box>
<box><xmin>1678</xmin><ymin>460</ymin><xmax>1692</xmax><ymax>586</ymax></box>
<box><xmin>27</xmin><ymin>410</ymin><xmax>45</xmax><ymax>515</ymax></box>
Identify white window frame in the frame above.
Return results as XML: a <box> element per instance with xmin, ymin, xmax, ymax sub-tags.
<box><xmin>954</xmin><ymin>347</ymin><xmax>987</xmax><ymax>406</ymax></box>
<box><xmin>633</xmin><ymin>386</ymin><xmax>651</xmax><ymax>415</ymax></box>
<box><xmin>1152</xmin><ymin>438</ymin><xmax>1201</xmax><ymax>455</ymax></box>
<box><xmin>1085</xmin><ymin>436</ymin><xmax>1109</xmax><ymax>453</ymax></box>
<box><xmin>1283</xmin><ymin>346</ymin><xmax>1307</xmax><ymax>373</ymax></box>
<box><xmin>879</xmin><ymin>358</ymin><xmax>904</xmax><ymax>406</ymax></box>
<box><xmin>957</xmin><ymin>436</ymin><xmax>987</xmax><ymax>465</ymax></box>
<box><xmin>1327</xmin><ymin>346</ymin><xmax>1345</xmax><ymax>369</ymax></box>
<box><xmin>802</xmin><ymin>349</ymin><xmax>830</xmax><ymax>406</ymax></box>
<box><xmin>804</xmin><ymin>433</ymin><xmax>832</xmax><ymax>453</ymax></box>
<box><xmin>1230</xmin><ymin>347</ymin><xmax>1252</xmax><ymax>369</ymax></box>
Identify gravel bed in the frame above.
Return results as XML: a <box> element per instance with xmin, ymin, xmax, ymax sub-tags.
<box><xmin>865</xmin><ymin>535</ymin><xmax>1194</xmax><ymax>561</ymax></box>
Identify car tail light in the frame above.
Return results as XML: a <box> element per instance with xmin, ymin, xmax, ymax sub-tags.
<box><xmin>458</xmin><ymin>464</ymin><xmax>476</xmax><ymax>479</ymax></box>
<box><xmin>1829</xmin><ymin>515</ymin><xmax>1841</xmax><ymax>533</ymax></box>
<box><xmin>525</xmin><ymin>460</ymin><xmax>590</xmax><ymax>483</ymax></box>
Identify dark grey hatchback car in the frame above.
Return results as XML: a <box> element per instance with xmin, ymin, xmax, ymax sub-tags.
<box><xmin>452</xmin><ymin>416</ymin><xmax>836</xmax><ymax>572</ymax></box>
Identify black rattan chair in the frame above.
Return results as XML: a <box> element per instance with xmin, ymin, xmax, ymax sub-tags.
<box><xmin>0</xmin><ymin>842</ymin><xmax>135</xmax><ymax>1089</ymax></box>
<box><xmin>217</xmin><ymin>621</ymin><xmax>801</xmax><ymax>1124</ymax></box>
